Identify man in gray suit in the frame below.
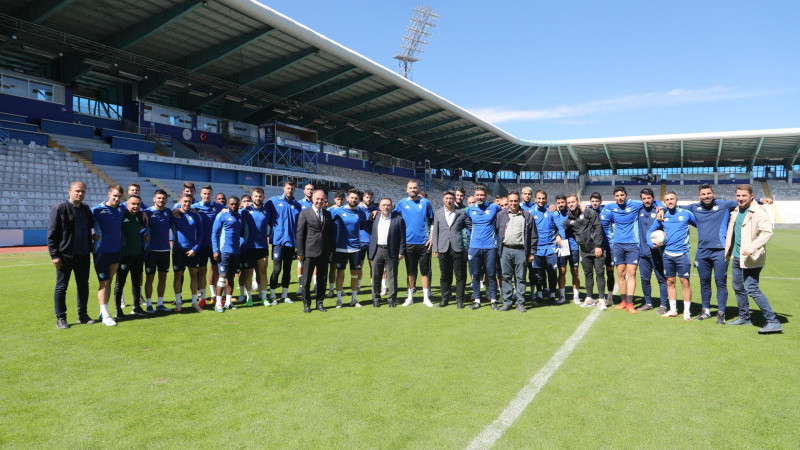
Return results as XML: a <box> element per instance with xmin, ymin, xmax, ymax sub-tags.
<box><xmin>432</xmin><ymin>191</ymin><xmax>471</xmax><ymax>308</ymax></box>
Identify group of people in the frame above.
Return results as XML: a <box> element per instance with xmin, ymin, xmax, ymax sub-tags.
<box><xmin>48</xmin><ymin>177</ymin><xmax>783</xmax><ymax>334</ymax></box>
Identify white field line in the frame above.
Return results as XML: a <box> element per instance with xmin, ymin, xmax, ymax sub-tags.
<box><xmin>466</xmin><ymin>307</ymin><xmax>602</xmax><ymax>449</ymax></box>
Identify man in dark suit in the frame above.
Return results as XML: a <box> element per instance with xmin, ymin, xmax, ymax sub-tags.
<box><xmin>368</xmin><ymin>197</ymin><xmax>406</xmax><ymax>307</ymax></box>
<box><xmin>432</xmin><ymin>191</ymin><xmax>470</xmax><ymax>308</ymax></box>
<box><xmin>296</xmin><ymin>189</ymin><xmax>336</xmax><ymax>313</ymax></box>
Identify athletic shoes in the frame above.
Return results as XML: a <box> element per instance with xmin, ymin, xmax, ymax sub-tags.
<box><xmin>727</xmin><ymin>318</ymin><xmax>753</xmax><ymax>326</ymax></box>
<box><xmin>696</xmin><ymin>309</ymin><xmax>712</xmax><ymax>320</ymax></box>
<box><xmin>573</xmin><ymin>296</ymin><xmax>582</xmax><ymax>305</ymax></box>
<box><xmin>263</xmin><ymin>298</ymin><xmax>271</xmax><ymax>307</ymax></box>
<box><xmin>156</xmin><ymin>305</ymin><xmax>170</xmax><ymax>312</ymax></box>
<box><xmin>193</xmin><ymin>303</ymin><xmax>202</xmax><ymax>313</ymax></box>
<box><xmin>78</xmin><ymin>315</ymin><xmax>97</xmax><ymax>325</ymax></box>
<box><xmin>225</xmin><ymin>302</ymin><xmax>237</xmax><ymax>310</ymax></box>
<box><xmin>716</xmin><ymin>312</ymin><xmax>726</xmax><ymax>325</ymax></box>
<box><xmin>614</xmin><ymin>301</ymin><xmax>627</xmax><ymax>310</ymax></box>
<box><xmin>683</xmin><ymin>312</ymin><xmax>692</xmax><ymax>321</ymax></box>
<box><xmin>283</xmin><ymin>297</ymin><xmax>293</xmax><ymax>304</ymax></box>
<box><xmin>402</xmin><ymin>297</ymin><xmax>413</xmax><ymax>307</ymax></box>
<box><xmin>516</xmin><ymin>303</ymin><xmax>527</xmax><ymax>313</ymax></box>
<box><xmin>132</xmin><ymin>306</ymin><xmax>146</xmax><ymax>316</ymax></box>
<box><xmin>470</xmin><ymin>302</ymin><xmax>481</xmax><ymax>310</ymax></box>
<box><xmin>580</xmin><ymin>299</ymin><xmax>595</xmax><ymax>308</ymax></box>
<box><xmin>146</xmin><ymin>305</ymin><xmax>155</xmax><ymax>314</ymax></box>
<box><xmin>326</xmin><ymin>290</ymin><xmax>335</xmax><ymax>298</ymax></box>
<box><xmin>351</xmin><ymin>300</ymin><xmax>361</xmax><ymax>308</ymax></box>
<box><xmin>336</xmin><ymin>299</ymin><xmax>343</xmax><ymax>309</ymax></box>
<box><xmin>597</xmin><ymin>299</ymin><xmax>608</xmax><ymax>311</ymax></box>
<box><xmin>271</xmin><ymin>300</ymin><xmax>278</xmax><ymax>306</ymax></box>
<box><xmin>101</xmin><ymin>316</ymin><xmax>117</xmax><ymax>327</ymax></box>
<box><xmin>655</xmin><ymin>306</ymin><xmax>667</xmax><ymax>315</ymax></box>
<box><xmin>246</xmin><ymin>298</ymin><xmax>253</xmax><ymax>307</ymax></box>
<box><xmin>554</xmin><ymin>297</ymin><xmax>566</xmax><ymax>305</ymax></box>
<box><xmin>198</xmin><ymin>298</ymin><xmax>207</xmax><ymax>309</ymax></box>
<box><xmin>215</xmin><ymin>304</ymin><xmax>224</xmax><ymax>313</ymax></box>
<box><xmin>423</xmin><ymin>299</ymin><xmax>434</xmax><ymax>308</ymax></box>
<box><xmin>636</xmin><ymin>304</ymin><xmax>653</xmax><ymax>311</ymax></box>
<box><xmin>625</xmin><ymin>303</ymin><xmax>637</xmax><ymax>314</ymax></box>
<box><xmin>661</xmin><ymin>309</ymin><xmax>678</xmax><ymax>318</ymax></box>
<box><xmin>758</xmin><ymin>322</ymin><xmax>783</xmax><ymax>334</ymax></box>
<box><xmin>57</xmin><ymin>318</ymin><xmax>69</xmax><ymax>329</ymax></box>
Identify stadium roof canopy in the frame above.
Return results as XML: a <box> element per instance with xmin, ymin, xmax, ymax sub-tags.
<box><xmin>1</xmin><ymin>0</ymin><xmax>799</xmax><ymax>173</ymax></box>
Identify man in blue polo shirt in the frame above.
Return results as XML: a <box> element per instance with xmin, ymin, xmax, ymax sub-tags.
<box><xmin>466</xmin><ymin>184</ymin><xmax>501</xmax><ymax>310</ymax></box>
<box><xmin>212</xmin><ymin>195</ymin><xmax>248</xmax><ymax>312</ymax></box>
<box><xmin>267</xmin><ymin>180</ymin><xmax>302</xmax><ymax>304</ymax></box>
<box><xmin>650</xmin><ymin>191</ymin><xmax>697</xmax><ymax>321</ymax></box>
<box><xmin>332</xmin><ymin>188</ymin><xmax>369</xmax><ymax>308</ymax></box>
<box><xmin>191</xmin><ymin>185</ymin><xmax>224</xmax><ymax>306</ymax></box>
<box><xmin>358</xmin><ymin>189</ymin><xmax>380</xmax><ymax>294</ymax></box>
<box><xmin>531</xmin><ymin>190</ymin><xmax>561</xmax><ymax>304</ymax></box>
<box><xmin>394</xmin><ymin>179</ymin><xmax>435</xmax><ymax>306</ymax></box>
<box><xmin>91</xmin><ymin>185</ymin><xmax>126</xmax><ymax>327</ymax></box>
<box><xmin>144</xmin><ymin>190</ymin><xmax>171</xmax><ymax>313</ymax></box>
<box><xmin>241</xmin><ymin>187</ymin><xmax>272</xmax><ymax>306</ymax></box>
<box><xmin>636</xmin><ymin>188</ymin><xmax>668</xmax><ymax>313</ymax></box>
<box><xmin>553</xmin><ymin>194</ymin><xmax>581</xmax><ymax>304</ymax></box>
<box><xmin>172</xmin><ymin>194</ymin><xmax>204</xmax><ymax>312</ymax></box>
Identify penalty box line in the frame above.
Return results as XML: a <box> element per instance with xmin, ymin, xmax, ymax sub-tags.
<box><xmin>466</xmin><ymin>307</ymin><xmax>602</xmax><ymax>450</ymax></box>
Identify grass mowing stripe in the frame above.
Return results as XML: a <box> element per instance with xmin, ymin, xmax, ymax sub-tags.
<box><xmin>0</xmin><ymin>263</ymin><xmax>51</xmax><ymax>268</ymax></box>
<box><xmin>466</xmin><ymin>307</ymin><xmax>602</xmax><ymax>449</ymax></box>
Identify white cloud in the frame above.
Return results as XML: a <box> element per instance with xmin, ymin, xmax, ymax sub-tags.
<box><xmin>468</xmin><ymin>86</ymin><xmax>769</xmax><ymax>124</ymax></box>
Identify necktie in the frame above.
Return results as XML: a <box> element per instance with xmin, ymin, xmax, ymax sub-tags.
<box><xmin>316</xmin><ymin>209</ymin><xmax>322</xmax><ymax>226</ymax></box>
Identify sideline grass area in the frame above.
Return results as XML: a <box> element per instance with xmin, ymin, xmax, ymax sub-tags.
<box><xmin>1</xmin><ymin>230</ymin><xmax>798</xmax><ymax>448</ymax></box>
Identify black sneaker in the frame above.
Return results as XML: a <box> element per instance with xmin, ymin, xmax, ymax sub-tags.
<box><xmin>498</xmin><ymin>304</ymin><xmax>511</xmax><ymax>311</ymax></box>
<box><xmin>78</xmin><ymin>315</ymin><xmax>97</xmax><ymax>325</ymax></box>
<box><xmin>716</xmin><ymin>312</ymin><xmax>726</xmax><ymax>325</ymax></box>
<box><xmin>115</xmin><ymin>311</ymin><xmax>126</xmax><ymax>321</ymax></box>
<box><xmin>132</xmin><ymin>306</ymin><xmax>146</xmax><ymax>316</ymax></box>
<box><xmin>636</xmin><ymin>304</ymin><xmax>653</xmax><ymax>312</ymax></box>
<box><xmin>490</xmin><ymin>302</ymin><xmax>500</xmax><ymax>310</ymax></box>
<box><xmin>56</xmin><ymin>317</ymin><xmax>69</xmax><ymax>329</ymax></box>
<box><xmin>655</xmin><ymin>306</ymin><xmax>667</xmax><ymax>315</ymax></box>
<box><xmin>470</xmin><ymin>302</ymin><xmax>481</xmax><ymax>310</ymax></box>
<box><xmin>696</xmin><ymin>310</ymin><xmax>712</xmax><ymax>321</ymax></box>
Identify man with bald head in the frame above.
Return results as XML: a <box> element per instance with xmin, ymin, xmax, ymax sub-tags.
<box><xmin>48</xmin><ymin>181</ymin><xmax>96</xmax><ymax>329</ymax></box>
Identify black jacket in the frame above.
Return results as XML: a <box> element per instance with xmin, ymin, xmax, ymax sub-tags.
<box><xmin>368</xmin><ymin>212</ymin><xmax>406</xmax><ymax>260</ymax></box>
<box><xmin>296</xmin><ymin>207</ymin><xmax>335</xmax><ymax>258</ymax></box>
<box><xmin>563</xmin><ymin>206</ymin><xmax>603</xmax><ymax>253</ymax></box>
<box><xmin>47</xmin><ymin>201</ymin><xmax>93</xmax><ymax>260</ymax></box>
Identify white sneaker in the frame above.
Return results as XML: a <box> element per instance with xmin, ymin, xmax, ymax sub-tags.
<box><xmin>354</xmin><ymin>302</ymin><xmax>362</xmax><ymax>308</ymax></box>
<box><xmin>270</xmin><ymin>301</ymin><xmax>278</xmax><ymax>306</ymax></box>
<box><xmin>380</xmin><ymin>287</ymin><xmax>388</xmax><ymax>296</ymax></box>
<box><xmin>423</xmin><ymin>299</ymin><xmax>434</xmax><ymax>307</ymax></box>
<box><xmin>215</xmin><ymin>304</ymin><xmax>224</xmax><ymax>313</ymax></box>
<box><xmin>661</xmin><ymin>309</ymin><xmax>678</xmax><ymax>318</ymax></box>
<box><xmin>683</xmin><ymin>312</ymin><xmax>692</xmax><ymax>321</ymax></box>
<box><xmin>102</xmin><ymin>316</ymin><xmax>117</xmax><ymax>327</ymax></box>
<box><xmin>573</xmin><ymin>296</ymin><xmax>581</xmax><ymax>305</ymax></box>
<box><xmin>597</xmin><ymin>299</ymin><xmax>607</xmax><ymax>311</ymax></box>
<box><xmin>402</xmin><ymin>297</ymin><xmax>413</xmax><ymax>307</ymax></box>
<box><xmin>283</xmin><ymin>298</ymin><xmax>294</xmax><ymax>304</ymax></box>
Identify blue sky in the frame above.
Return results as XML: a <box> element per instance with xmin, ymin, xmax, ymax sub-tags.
<box><xmin>260</xmin><ymin>0</ymin><xmax>799</xmax><ymax>140</ymax></box>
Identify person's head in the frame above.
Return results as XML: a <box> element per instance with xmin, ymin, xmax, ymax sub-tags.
<box><xmin>499</xmin><ymin>197</ymin><xmax>508</xmax><ymax>209</ymax></box>
<box><xmin>179</xmin><ymin>193</ymin><xmax>193</xmax><ymax>212</ymax></box>
<box><xmin>182</xmin><ymin>181</ymin><xmax>195</xmax><ymax>197</ymax></box>
<box><xmin>68</xmin><ymin>181</ymin><xmax>86</xmax><ymax>205</ymax></box>
<box><xmin>200</xmin><ymin>185</ymin><xmax>213</xmax><ymax>203</ymax></box>
<box><xmin>566</xmin><ymin>194</ymin><xmax>579</xmax><ymax>212</ymax></box>
<box><xmin>334</xmin><ymin>190</ymin><xmax>345</xmax><ymax>207</ymax></box>
<box><xmin>346</xmin><ymin>188</ymin><xmax>361</xmax><ymax>208</ymax></box>
<box><xmin>312</xmin><ymin>189</ymin><xmax>326</xmax><ymax>209</ymax></box>
<box><xmin>152</xmin><ymin>189</ymin><xmax>167</xmax><ymax>209</ymax></box>
<box><xmin>251</xmin><ymin>187</ymin><xmax>264</xmax><ymax>207</ymax></box>
<box><xmin>535</xmin><ymin>190</ymin><xmax>548</xmax><ymax>208</ymax></box>
<box><xmin>590</xmin><ymin>192</ymin><xmax>602</xmax><ymax>209</ymax></box>
<box><xmin>698</xmin><ymin>183</ymin><xmax>715</xmax><ymax>206</ymax></box>
<box><xmin>555</xmin><ymin>194</ymin><xmax>566</xmax><ymax>211</ymax></box>
<box><xmin>127</xmin><ymin>183</ymin><xmax>140</xmax><ymax>197</ymax></box>
<box><xmin>454</xmin><ymin>187</ymin><xmax>466</xmax><ymax>205</ymax></box>
<box><xmin>215</xmin><ymin>192</ymin><xmax>226</xmax><ymax>205</ymax></box>
<box><xmin>240</xmin><ymin>194</ymin><xmax>252</xmax><ymax>209</ymax></box>
<box><xmin>419</xmin><ymin>190</ymin><xmax>427</xmax><ymax>199</ymax></box>
<box><xmin>640</xmin><ymin>188</ymin><xmax>655</xmax><ymax>208</ymax></box>
<box><xmin>362</xmin><ymin>189</ymin><xmax>374</xmax><ymax>206</ymax></box>
<box><xmin>473</xmin><ymin>185</ymin><xmax>487</xmax><ymax>203</ymax></box>
<box><xmin>507</xmin><ymin>191</ymin><xmax>520</xmax><ymax>212</ymax></box>
<box><xmin>379</xmin><ymin>197</ymin><xmax>393</xmax><ymax>216</ymax></box>
<box><xmin>406</xmin><ymin>179</ymin><xmax>419</xmax><ymax>199</ymax></box>
<box><xmin>467</xmin><ymin>195</ymin><xmax>476</xmax><ymax>206</ymax></box>
<box><xmin>663</xmin><ymin>191</ymin><xmax>678</xmax><ymax>209</ymax></box>
<box><xmin>493</xmin><ymin>197</ymin><xmax>502</xmax><ymax>206</ymax></box>
<box><xmin>107</xmin><ymin>185</ymin><xmax>123</xmax><ymax>207</ymax></box>
<box><xmin>127</xmin><ymin>194</ymin><xmax>142</xmax><ymax>214</ymax></box>
<box><xmin>226</xmin><ymin>195</ymin><xmax>240</xmax><ymax>214</ymax></box>
<box><xmin>443</xmin><ymin>191</ymin><xmax>455</xmax><ymax>209</ymax></box>
<box><xmin>521</xmin><ymin>186</ymin><xmax>533</xmax><ymax>203</ymax></box>
<box><xmin>283</xmin><ymin>180</ymin><xmax>296</xmax><ymax>199</ymax></box>
<box><xmin>613</xmin><ymin>186</ymin><xmax>627</xmax><ymax>204</ymax></box>
<box><xmin>304</xmin><ymin>183</ymin><xmax>314</xmax><ymax>200</ymax></box>
<box><xmin>735</xmin><ymin>184</ymin><xmax>754</xmax><ymax>208</ymax></box>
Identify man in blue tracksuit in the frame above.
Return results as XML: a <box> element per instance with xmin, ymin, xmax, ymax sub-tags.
<box><xmin>332</xmin><ymin>188</ymin><xmax>369</xmax><ymax>308</ymax></box>
<box><xmin>531</xmin><ymin>190</ymin><xmax>561</xmax><ymax>304</ymax></box>
<box><xmin>241</xmin><ymin>187</ymin><xmax>272</xmax><ymax>306</ymax></box>
<box><xmin>267</xmin><ymin>180</ymin><xmax>302</xmax><ymax>303</ymax></box>
<box><xmin>357</xmin><ymin>189</ymin><xmax>380</xmax><ymax>294</ymax></box>
<box><xmin>553</xmin><ymin>194</ymin><xmax>581</xmax><ymax>304</ymax></box>
<box><xmin>635</xmin><ymin>188</ymin><xmax>668</xmax><ymax>312</ymax></box>
<box><xmin>91</xmin><ymin>185</ymin><xmax>126</xmax><ymax>326</ymax></box>
<box><xmin>687</xmin><ymin>183</ymin><xmax>771</xmax><ymax>323</ymax></box>
<box><xmin>144</xmin><ymin>190</ymin><xmax>172</xmax><ymax>312</ymax></box>
<box><xmin>171</xmin><ymin>194</ymin><xmax>204</xmax><ymax>312</ymax></box>
<box><xmin>212</xmin><ymin>195</ymin><xmax>248</xmax><ymax>312</ymax></box>
<box><xmin>650</xmin><ymin>191</ymin><xmax>697</xmax><ymax>321</ymax></box>
<box><xmin>192</xmin><ymin>185</ymin><xmax>224</xmax><ymax>305</ymax></box>
<box><xmin>466</xmin><ymin>184</ymin><xmax>502</xmax><ymax>310</ymax></box>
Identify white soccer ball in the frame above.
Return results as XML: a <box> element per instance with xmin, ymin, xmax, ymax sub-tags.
<box><xmin>650</xmin><ymin>230</ymin><xmax>667</xmax><ymax>247</ymax></box>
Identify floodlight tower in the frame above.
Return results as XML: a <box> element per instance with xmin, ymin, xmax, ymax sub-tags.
<box><xmin>394</xmin><ymin>6</ymin><xmax>439</xmax><ymax>80</ymax></box>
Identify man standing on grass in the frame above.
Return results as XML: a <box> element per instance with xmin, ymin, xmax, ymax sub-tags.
<box><xmin>531</xmin><ymin>190</ymin><xmax>561</xmax><ymax>305</ymax></box>
<box><xmin>267</xmin><ymin>180</ymin><xmax>302</xmax><ymax>304</ymax></box>
<box><xmin>296</xmin><ymin>182</ymin><xmax>314</xmax><ymax>296</ymax></box>
<box><xmin>331</xmin><ymin>188</ymin><xmax>369</xmax><ymax>308</ymax></box>
<box><xmin>326</xmin><ymin>190</ymin><xmax>346</xmax><ymax>298</ymax></box>
<box><xmin>191</xmin><ymin>185</ymin><xmax>224</xmax><ymax>307</ymax></box>
<box><xmin>172</xmin><ymin>194</ymin><xmax>204</xmax><ymax>312</ymax></box>
<box><xmin>241</xmin><ymin>187</ymin><xmax>272</xmax><ymax>307</ymax></box>
<box><xmin>553</xmin><ymin>194</ymin><xmax>581</xmax><ymax>304</ymax></box>
<box><xmin>368</xmin><ymin>197</ymin><xmax>406</xmax><ymax>308</ymax></box>
<box><xmin>635</xmin><ymin>188</ymin><xmax>668</xmax><ymax>313</ymax></box>
<box><xmin>432</xmin><ymin>191</ymin><xmax>469</xmax><ymax>309</ymax></box>
<box><xmin>650</xmin><ymin>192</ymin><xmax>697</xmax><ymax>321</ymax></box>
<box><xmin>144</xmin><ymin>190</ymin><xmax>172</xmax><ymax>313</ymax></box>
<box><xmin>724</xmin><ymin>184</ymin><xmax>782</xmax><ymax>334</ymax></box>
<box><xmin>114</xmin><ymin>194</ymin><xmax>149</xmax><ymax>319</ymax></box>
<box><xmin>563</xmin><ymin>194</ymin><xmax>606</xmax><ymax>308</ymax></box>
<box><xmin>358</xmin><ymin>189</ymin><xmax>380</xmax><ymax>296</ymax></box>
<box><xmin>588</xmin><ymin>192</ymin><xmax>616</xmax><ymax>300</ymax></box>
<box><xmin>48</xmin><ymin>181</ymin><xmax>96</xmax><ymax>329</ymax></box>
<box><xmin>91</xmin><ymin>185</ymin><xmax>126</xmax><ymax>327</ymax></box>
<box><xmin>212</xmin><ymin>196</ymin><xmax>248</xmax><ymax>313</ymax></box>
<box><xmin>394</xmin><ymin>179</ymin><xmax>435</xmax><ymax>306</ymax></box>
<box><xmin>296</xmin><ymin>189</ymin><xmax>336</xmax><ymax>313</ymax></box>
<box><xmin>465</xmin><ymin>184</ymin><xmax>502</xmax><ymax>310</ymax></box>
<box><xmin>496</xmin><ymin>191</ymin><xmax>536</xmax><ymax>312</ymax></box>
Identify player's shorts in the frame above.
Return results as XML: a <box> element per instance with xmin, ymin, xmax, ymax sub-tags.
<box><xmin>612</xmin><ymin>243</ymin><xmax>639</xmax><ymax>266</ymax></box>
<box><xmin>272</xmin><ymin>245</ymin><xmax>295</xmax><ymax>261</ymax></box>
<box><xmin>335</xmin><ymin>251</ymin><xmax>362</xmax><ymax>270</ymax></box>
<box><xmin>197</xmin><ymin>247</ymin><xmax>217</xmax><ymax>266</ymax></box>
<box><xmin>145</xmin><ymin>251</ymin><xmax>170</xmax><ymax>274</ymax></box>
<box><xmin>358</xmin><ymin>243</ymin><xmax>369</xmax><ymax>262</ymax></box>
<box><xmin>404</xmin><ymin>243</ymin><xmax>432</xmax><ymax>278</ymax></box>
<box><xmin>218</xmin><ymin>252</ymin><xmax>241</xmax><ymax>275</ymax></box>
<box><xmin>663</xmin><ymin>253</ymin><xmax>691</xmax><ymax>279</ymax></box>
<box><xmin>558</xmin><ymin>250</ymin><xmax>581</xmax><ymax>268</ymax></box>
<box><xmin>532</xmin><ymin>253</ymin><xmax>557</xmax><ymax>270</ymax></box>
<box><xmin>241</xmin><ymin>248</ymin><xmax>268</xmax><ymax>269</ymax></box>
<box><xmin>93</xmin><ymin>251</ymin><xmax>121</xmax><ymax>281</ymax></box>
<box><xmin>172</xmin><ymin>247</ymin><xmax>200</xmax><ymax>272</ymax></box>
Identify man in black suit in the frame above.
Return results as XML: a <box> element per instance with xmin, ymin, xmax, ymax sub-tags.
<box><xmin>368</xmin><ymin>197</ymin><xmax>406</xmax><ymax>307</ymax></box>
<box><xmin>296</xmin><ymin>189</ymin><xmax>336</xmax><ymax>313</ymax></box>
<box><xmin>432</xmin><ymin>191</ymin><xmax>470</xmax><ymax>308</ymax></box>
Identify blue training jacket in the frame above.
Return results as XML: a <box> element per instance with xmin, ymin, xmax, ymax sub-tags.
<box><xmin>241</xmin><ymin>204</ymin><xmax>271</xmax><ymax>249</ymax></box>
<box><xmin>648</xmin><ymin>207</ymin><xmax>697</xmax><ymax>256</ymax></box>
<box><xmin>600</xmin><ymin>200</ymin><xmax>650</xmax><ymax>246</ymax></box>
<box><xmin>144</xmin><ymin>207</ymin><xmax>172</xmax><ymax>252</ymax></box>
<box><xmin>268</xmin><ymin>195</ymin><xmax>302</xmax><ymax>247</ymax></box>
<box><xmin>531</xmin><ymin>204</ymin><xmax>559</xmax><ymax>256</ymax></box>
<box><xmin>212</xmin><ymin>210</ymin><xmax>248</xmax><ymax>255</ymax></box>
<box><xmin>191</xmin><ymin>201</ymin><xmax>223</xmax><ymax>249</ymax></box>
<box><xmin>172</xmin><ymin>210</ymin><xmax>203</xmax><ymax>252</ymax></box>
<box><xmin>466</xmin><ymin>201</ymin><xmax>501</xmax><ymax>249</ymax></box>
<box><xmin>91</xmin><ymin>202</ymin><xmax>125</xmax><ymax>254</ymax></box>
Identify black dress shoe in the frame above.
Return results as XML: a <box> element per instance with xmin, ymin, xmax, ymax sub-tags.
<box><xmin>373</xmin><ymin>301</ymin><xmax>380</xmax><ymax>308</ymax></box>
<box><xmin>490</xmin><ymin>302</ymin><xmax>500</xmax><ymax>310</ymax></box>
<box><xmin>499</xmin><ymin>304</ymin><xmax>512</xmax><ymax>311</ymax></box>
<box><xmin>115</xmin><ymin>311</ymin><xmax>126</xmax><ymax>321</ymax></box>
<box><xmin>457</xmin><ymin>301</ymin><xmax>464</xmax><ymax>309</ymax></box>
<box><xmin>388</xmin><ymin>301</ymin><xmax>396</xmax><ymax>308</ymax></box>
<box><xmin>438</xmin><ymin>302</ymin><xmax>448</xmax><ymax>308</ymax></box>
<box><xmin>317</xmin><ymin>303</ymin><xmax>327</xmax><ymax>313</ymax></box>
<box><xmin>56</xmin><ymin>317</ymin><xmax>70</xmax><ymax>329</ymax></box>
<box><xmin>303</xmin><ymin>305</ymin><xmax>311</xmax><ymax>313</ymax></box>
<box><xmin>470</xmin><ymin>302</ymin><xmax>481</xmax><ymax>310</ymax></box>
<box><xmin>132</xmin><ymin>306</ymin><xmax>146</xmax><ymax>316</ymax></box>
<box><xmin>78</xmin><ymin>315</ymin><xmax>97</xmax><ymax>325</ymax></box>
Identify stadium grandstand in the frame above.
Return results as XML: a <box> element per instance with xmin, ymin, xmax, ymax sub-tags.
<box><xmin>1</xmin><ymin>0</ymin><xmax>799</xmax><ymax>246</ymax></box>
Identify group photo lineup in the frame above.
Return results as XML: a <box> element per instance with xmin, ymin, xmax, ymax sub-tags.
<box><xmin>1</xmin><ymin>0</ymin><xmax>797</xmax><ymax>447</ymax></box>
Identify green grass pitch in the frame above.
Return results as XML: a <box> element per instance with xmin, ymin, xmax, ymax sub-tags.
<box><xmin>1</xmin><ymin>230</ymin><xmax>798</xmax><ymax>448</ymax></box>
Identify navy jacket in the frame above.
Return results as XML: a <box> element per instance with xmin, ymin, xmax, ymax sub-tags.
<box><xmin>368</xmin><ymin>212</ymin><xmax>406</xmax><ymax>260</ymax></box>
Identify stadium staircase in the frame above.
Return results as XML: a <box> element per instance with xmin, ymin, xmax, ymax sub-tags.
<box><xmin>762</xmin><ymin>181</ymin><xmax>772</xmax><ymax>198</ymax></box>
<box><xmin>146</xmin><ymin>135</ymin><xmax>198</xmax><ymax>160</ymax></box>
<box><xmin>660</xmin><ymin>180</ymin><xmax>667</xmax><ymax>199</ymax></box>
<box><xmin>49</xmin><ymin>138</ymin><xmax>116</xmax><ymax>188</ymax></box>
<box><xmin>149</xmin><ymin>179</ymin><xmax>179</xmax><ymax>200</ymax></box>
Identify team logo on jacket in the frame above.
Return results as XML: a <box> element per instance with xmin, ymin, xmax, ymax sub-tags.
<box><xmin>679</xmin><ymin>216</ymin><xmax>684</xmax><ymax>221</ymax></box>
<box><xmin>651</xmin><ymin>213</ymin><xmax>656</xmax><ymax>218</ymax></box>
<box><xmin>418</xmin><ymin>203</ymin><xmax>423</xmax><ymax>209</ymax></box>
<box><xmin>579</xmin><ymin>214</ymin><xmax>584</xmax><ymax>220</ymax></box>
<box><xmin>713</xmin><ymin>206</ymin><xmax>719</xmax><ymax>211</ymax></box>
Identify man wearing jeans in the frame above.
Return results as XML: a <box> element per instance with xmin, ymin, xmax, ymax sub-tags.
<box><xmin>48</xmin><ymin>181</ymin><xmax>96</xmax><ymax>329</ymax></box>
<box><xmin>496</xmin><ymin>191</ymin><xmax>536</xmax><ymax>312</ymax></box>
<box><xmin>724</xmin><ymin>184</ymin><xmax>782</xmax><ymax>334</ymax></box>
